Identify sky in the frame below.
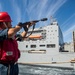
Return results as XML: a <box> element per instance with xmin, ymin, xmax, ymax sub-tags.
<box><xmin>0</xmin><ymin>0</ymin><xmax>75</xmax><ymax>43</ymax></box>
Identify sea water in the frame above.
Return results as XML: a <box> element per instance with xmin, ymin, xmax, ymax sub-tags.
<box><xmin>19</xmin><ymin>64</ymin><xmax>75</xmax><ymax>75</ymax></box>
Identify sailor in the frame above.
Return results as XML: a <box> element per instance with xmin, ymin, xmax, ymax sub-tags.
<box><xmin>0</xmin><ymin>12</ymin><xmax>35</xmax><ymax>75</ymax></box>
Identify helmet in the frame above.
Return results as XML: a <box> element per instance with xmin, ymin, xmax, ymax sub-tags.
<box><xmin>0</xmin><ymin>12</ymin><xmax>12</xmax><ymax>22</ymax></box>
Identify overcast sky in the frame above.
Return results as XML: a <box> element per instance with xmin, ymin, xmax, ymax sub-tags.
<box><xmin>0</xmin><ymin>0</ymin><xmax>75</xmax><ymax>42</ymax></box>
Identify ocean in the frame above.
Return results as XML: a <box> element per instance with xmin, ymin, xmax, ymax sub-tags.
<box><xmin>19</xmin><ymin>64</ymin><xmax>75</xmax><ymax>75</ymax></box>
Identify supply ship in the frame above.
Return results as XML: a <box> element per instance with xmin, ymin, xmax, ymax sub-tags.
<box><xmin>18</xmin><ymin>19</ymin><xmax>75</xmax><ymax>69</ymax></box>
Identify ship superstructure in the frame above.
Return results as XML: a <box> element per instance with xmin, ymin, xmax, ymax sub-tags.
<box><xmin>18</xmin><ymin>20</ymin><xmax>64</xmax><ymax>53</ymax></box>
<box><xmin>18</xmin><ymin>19</ymin><xmax>75</xmax><ymax>69</ymax></box>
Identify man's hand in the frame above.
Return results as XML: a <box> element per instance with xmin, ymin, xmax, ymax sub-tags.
<box><xmin>26</xmin><ymin>21</ymin><xmax>36</xmax><ymax>28</ymax></box>
<box><xmin>23</xmin><ymin>21</ymin><xmax>36</xmax><ymax>32</ymax></box>
<box><xmin>17</xmin><ymin>21</ymin><xmax>36</xmax><ymax>32</ymax></box>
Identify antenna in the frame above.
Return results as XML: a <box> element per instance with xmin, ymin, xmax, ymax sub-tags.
<box><xmin>50</xmin><ymin>16</ymin><xmax>58</xmax><ymax>25</ymax></box>
<box><xmin>50</xmin><ymin>16</ymin><xmax>54</xmax><ymax>24</ymax></box>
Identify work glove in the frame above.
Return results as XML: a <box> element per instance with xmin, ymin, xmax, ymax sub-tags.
<box><xmin>18</xmin><ymin>21</ymin><xmax>36</xmax><ymax>32</ymax></box>
<box><xmin>17</xmin><ymin>22</ymin><xmax>29</xmax><ymax>32</ymax></box>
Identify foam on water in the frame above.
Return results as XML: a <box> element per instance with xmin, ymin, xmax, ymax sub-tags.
<box><xmin>19</xmin><ymin>64</ymin><xmax>75</xmax><ymax>75</ymax></box>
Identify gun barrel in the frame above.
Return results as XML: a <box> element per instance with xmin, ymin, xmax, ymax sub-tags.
<box><xmin>33</xmin><ymin>18</ymin><xmax>48</xmax><ymax>23</ymax></box>
<box><xmin>40</xmin><ymin>18</ymin><xmax>47</xmax><ymax>21</ymax></box>
<box><xmin>33</xmin><ymin>20</ymin><xmax>39</xmax><ymax>23</ymax></box>
<box><xmin>22</xmin><ymin>18</ymin><xmax>48</xmax><ymax>26</ymax></box>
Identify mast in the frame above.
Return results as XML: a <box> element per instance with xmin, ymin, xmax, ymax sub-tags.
<box><xmin>50</xmin><ymin>16</ymin><xmax>58</xmax><ymax>25</ymax></box>
<box><xmin>73</xmin><ymin>31</ymin><xmax>75</xmax><ymax>52</ymax></box>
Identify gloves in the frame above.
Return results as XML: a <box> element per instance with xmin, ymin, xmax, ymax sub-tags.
<box><xmin>18</xmin><ymin>22</ymin><xmax>29</xmax><ymax>32</ymax></box>
<box><xmin>18</xmin><ymin>21</ymin><xmax>36</xmax><ymax>32</ymax></box>
<box><xmin>17</xmin><ymin>22</ymin><xmax>24</xmax><ymax>27</ymax></box>
<box><xmin>23</xmin><ymin>25</ymin><xmax>28</xmax><ymax>32</ymax></box>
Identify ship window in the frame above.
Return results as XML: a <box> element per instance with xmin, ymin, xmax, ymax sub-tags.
<box><xmin>31</xmin><ymin>45</ymin><xmax>36</xmax><ymax>48</ymax></box>
<box><xmin>40</xmin><ymin>45</ymin><xmax>45</xmax><ymax>47</ymax></box>
<box><xmin>26</xmin><ymin>45</ymin><xmax>28</xmax><ymax>48</ymax></box>
<box><xmin>47</xmin><ymin>44</ymin><xmax>55</xmax><ymax>48</ymax></box>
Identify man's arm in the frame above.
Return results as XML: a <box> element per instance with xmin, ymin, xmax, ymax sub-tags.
<box><xmin>7</xmin><ymin>25</ymin><xmax>22</xmax><ymax>38</ymax></box>
<box><xmin>16</xmin><ymin>21</ymin><xmax>36</xmax><ymax>41</ymax></box>
<box><xmin>0</xmin><ymin>24</ymin><xmax>22</xmax><ymax>41</ymax></box>
<box><xmin>0</xmin><ymin>29</ymin><xmax>8</xmax><ymax>41</ymax></box>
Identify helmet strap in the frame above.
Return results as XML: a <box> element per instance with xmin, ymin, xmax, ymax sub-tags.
<box><xmin>3</xmin><ymin>22</ymin><xmax>8</xmax><ymax>28</ymax></box>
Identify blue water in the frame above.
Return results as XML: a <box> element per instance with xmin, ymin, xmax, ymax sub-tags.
<box><xmin>19</xmin><ymin>64</ymin><xmax>75</xmax><ymax>75</ymax></box>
